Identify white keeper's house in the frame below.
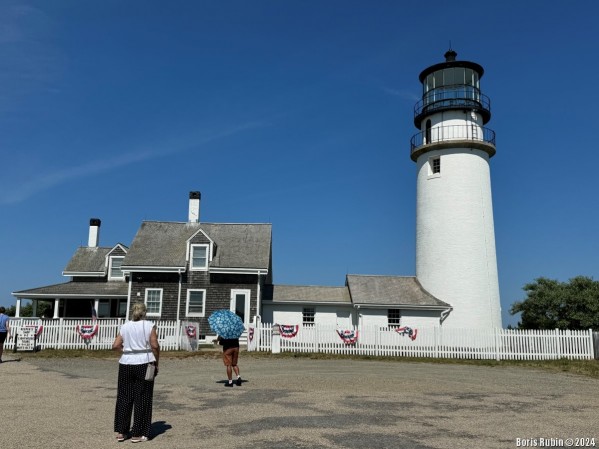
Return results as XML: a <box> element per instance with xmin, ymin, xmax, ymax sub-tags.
<box><xmin>12</xmin><ymin>50</ymin><xmax>502</xmax><ymax>332</ymax></box>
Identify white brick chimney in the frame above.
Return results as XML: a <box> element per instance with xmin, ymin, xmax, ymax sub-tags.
<box><xmin>88</xmin><ymin>218</ymin><xmax>101</xmax><ymax>247</ymax></box>
<box><xmin>188</xmin><ymin>191</ymin><xmax>201</xmax><ymax>223</ymax></box>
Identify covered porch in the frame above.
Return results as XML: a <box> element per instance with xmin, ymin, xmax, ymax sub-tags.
<box><xmin>12</xmin><ymin>281</ymin><xmax>129</xmax><ymax>319</ymax></box>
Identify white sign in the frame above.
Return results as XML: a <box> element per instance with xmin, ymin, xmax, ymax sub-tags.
<box><xmin>17</xmin><ymin>327</ymin><xmax>36</xmax><ymax>351</ymax></box>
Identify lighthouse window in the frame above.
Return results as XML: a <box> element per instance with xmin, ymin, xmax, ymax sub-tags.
<box><xmin>465</xmin><ymin>69</ymin><xmax>474</xmax><ymax>86</ymax></box>
<box><xmin>443</xmin><ymin>68</ymin><xmax>455</xmax><ymax>86</ymax></box>
<box><xmin>433</xmin><ymin>71</ymin><xmax>443</xmax><ymax>88</ymax></box>
<box><xmin>431</xmin><ymin>157</ymin><xmax>441</xmax><ymax>174</ymax></box>
<box><xmin>424</xmin><ymin>74</ymin><xmax>433</xmax><ymax>94</ymax></box>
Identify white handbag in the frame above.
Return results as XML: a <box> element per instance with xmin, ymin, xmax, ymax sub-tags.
<box><xmin>144</xmin><ymin>322</ymin><xmax>155</xmax><ymax>381</ymax></box>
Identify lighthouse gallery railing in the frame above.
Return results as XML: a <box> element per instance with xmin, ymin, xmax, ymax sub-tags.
<box><xmin>410</xmin><ymin>124</ymin><xmax>496</xmax><ymax>155</ymax></box>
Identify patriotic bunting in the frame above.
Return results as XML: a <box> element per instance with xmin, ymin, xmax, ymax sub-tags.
<box><xmin>336</xmin><ymin>329</ymin><xmax>358</xmax><ymax>345</ymax></box>
<box><xmin>76</xmin><ymin>324</ymin><xmax>99</xmax><ymax>340</ymax></box>
<box><xmin>279</xmin><ymin>324</ymin><xmax>299</xmax><ymax>338</ymax></box>
<box><xmin>248</xmin><ymin>326</ymin><xmax>255</xmax><ymax>343</ymax></box>
<box><xmin>395</xmin><ymin>326</ymin><xmax>418</xmax><ymax>341</ymax></box>
<box><xmin>185</xmin><ymin>324</ymin><xmax>197</xmax><ymax>339</ymax></box>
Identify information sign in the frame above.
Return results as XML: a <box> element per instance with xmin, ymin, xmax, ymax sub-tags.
<box><xmin>16</xmin><ymin>326</ymin><xmax>36</xmax><ymax>351</ymax></box>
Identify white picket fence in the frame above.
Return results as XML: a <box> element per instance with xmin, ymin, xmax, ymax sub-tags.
<box><xmin>5</xmin><ymin>319</ymin><xmax>594</xmax><ymax>360</ymax></box>
<box><xmin>3</xmin><ymin>318</ymin><xmax>201</xmax><ymax>351</ymax></box>
<box><xmin>247</xmin><ymin>323</ymin><xmax>595</xmax><ymax>360</ymax></box>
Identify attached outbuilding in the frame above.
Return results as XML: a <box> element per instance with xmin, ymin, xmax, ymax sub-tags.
<box><xmin>262</xmin><ymin>274</ymin><xmax>450</xmax><ymax>328</ymax></box>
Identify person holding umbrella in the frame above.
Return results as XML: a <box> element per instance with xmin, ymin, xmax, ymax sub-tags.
<box><xmin>215</xmin><ymin>335</ymin><xmax>242</xmax><ymax>387</ymax></box>
<box><xmin>208</xmin><ymin>309</ymin><xmax>245</xmax><ymax>387</ymax></box>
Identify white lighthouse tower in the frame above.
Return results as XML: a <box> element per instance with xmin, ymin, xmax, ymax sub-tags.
<box><xmin>411</xmin><ymin>50</ymin><xmax>502</xmax><ymax>329</ymax></box>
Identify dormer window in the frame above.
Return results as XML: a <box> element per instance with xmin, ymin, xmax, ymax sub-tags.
<box><xmin>191</xmin><ymin>244</ymin><xmax>209</xmax><ymax>270</ymax></box>
<box><xmin>108</xmin><ymin>256</ymin><xmax>125</xmax><ymax>280</ymax></box>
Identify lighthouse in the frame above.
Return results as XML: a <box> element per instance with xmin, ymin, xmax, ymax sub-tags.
<box><xmin>411</xmin><ymin>50</ymin><xmax>502</xmax><ymax>329</ymax></box>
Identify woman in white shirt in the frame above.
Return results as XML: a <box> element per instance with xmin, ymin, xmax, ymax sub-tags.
<box><xmin>112</xmin><ymin>302</ymin><xmax>160</xmax><ymax>443</ymax></box>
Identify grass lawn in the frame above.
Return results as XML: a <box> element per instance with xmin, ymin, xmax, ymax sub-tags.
<box><xmin>14</xmin><ymin>348</ymin><xmax>599</xmax><ymax>379</ymax></box>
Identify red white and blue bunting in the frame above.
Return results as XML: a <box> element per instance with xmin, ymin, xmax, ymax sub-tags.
<box><xmin>248</xmin><ymin>326</ymin><xmax>255</xmax><ymax>343</ymax></box>
<box><xmin>279</xmin><ymin>324</ymin><xmax>299</xmax><ymax>339</ymax></box>
<box><xmin>336</xmin><ymin>329</ymin><xmax>358</xmax><ymax>345</ymax></box>
<box><xmin>76</xmin><ymin>324</ymin><xmax>99</xmax><ymax>340</ymax></box>
<box><xmin>185</xmin><ymin>324</ymin><xmax>197</xmax><ymax>339</ymax></box>
<box><xmin>395</xmin><ymin>326</ymin><xmax>418</xmax><ymax>341</ymax></box>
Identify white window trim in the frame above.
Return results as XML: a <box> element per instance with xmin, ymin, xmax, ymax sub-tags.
<box><xmin>190</xmin><ymin>244</ymin><xmax>209</xmax><ymax>271</ymax></box>
<box><xmin>108</xmin><ymin>256</ymin><xmax>125</xmax><ymax>280</ymax></box>
<box><xmin>186</xmin><ymin>289</ymin><xmax>206</xmax><ymax>317</ymax></box>
<box><xmin>145</xmin><ymin>288</ymin><xmax>163</xmax><ymax>317</ymax></box>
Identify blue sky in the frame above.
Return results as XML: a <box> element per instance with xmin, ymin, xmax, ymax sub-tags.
<box><xmin>1</xmin><ymin>1</ymin><xmax>598</xmax><ymax>327</ymax></box>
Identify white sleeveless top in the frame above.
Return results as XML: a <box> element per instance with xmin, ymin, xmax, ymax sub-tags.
<box><xmin>118</xmin><ymin>320</ymin><xmax>156</xmax><ymax>365</ymax></box>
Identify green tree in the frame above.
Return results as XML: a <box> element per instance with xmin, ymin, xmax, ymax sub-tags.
<box><xmin>4</xmin><ymin>303</ymin><xmax>33</xmax><ymax>317</ymax></box>
<box><xmin>510</xmin><ymin>276</ymin><xmax>599</xmax><ymax>329</ymax></box>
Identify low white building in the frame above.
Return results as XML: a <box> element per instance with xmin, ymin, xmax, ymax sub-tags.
<box><xmin>262</xmin><ymin>275</ymin><xmax>451</xmax><ymax>329</ymax></box>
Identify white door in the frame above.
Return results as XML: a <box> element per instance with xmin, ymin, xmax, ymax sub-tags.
<box><xmin>230</xmin><ymin>289</ymin><xmax>251</xmax><ymax>327</ymax></box>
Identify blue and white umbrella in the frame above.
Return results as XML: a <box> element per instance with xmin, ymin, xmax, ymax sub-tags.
<box><xmin>208</xmin><ymin>309</ymin><xmax>245</xmax><ymax>339</ymax></box>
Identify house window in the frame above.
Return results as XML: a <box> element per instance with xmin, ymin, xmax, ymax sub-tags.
<box><xmin>388</xmin><ymin>309</ymin><xmax>401</xmax><ymax>327</ymax></box>
<box><xmin>109</xmin><ymin>256</ymin><xmax>125</xmax><ymax>280</ymax></box>
<box><xmin>191</xmin><ymin>244</ymin><xmax>209</xmax><ymax>270</ymax></box>
<box><xmin>186</xmin><ymin>289</ymin><xmax>206</xmax><ymax>317</ymax></box>
<box><xmin>145</xmin><ymin>289</ymin><xmax>163</xmax><ymax>316</ymax></box>
<box><xmin>117</xmin><ymin>300</ymin><xmax>128</xmax><ymax>318</ymax></box>
<box><xmin>98</xmin><ymin>300</ymin><xmax>110</xmax><ymax>318</ymax></box>
<box><xmin>303</xmin><ymin>307</ymin><xmax>315</xmax><ymax>326</ymax></box>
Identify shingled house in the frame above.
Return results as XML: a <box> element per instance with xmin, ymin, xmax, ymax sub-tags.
<box><xmin>13</xmin><ymin>191</ymin><xmax>451</xmax><ymax>334</ymax></box>
<box><xmin>12</xmin><ymin>218</ymin><xmax>130</xmax><ymax>319</ymax></box>
<box><xmin>13</xmin><ymin>192</ymin><xmax>273</xmax><ymax>335</ymax></box>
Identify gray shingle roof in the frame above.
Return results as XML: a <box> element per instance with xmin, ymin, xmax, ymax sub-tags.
<box><xmin>267</xmin><ymin>285</ymin><xmax>351</xmax><ymax>303</ymax></box>
<box><xmin>202</xmin><ymin>223</ymin><xmax>272</xmax><ymax>269</ymax></box>
<box><xmin>13</xmin><ymin>281</ymin><xmax>128</xmax><ymax>298</ymax></box>
<box><xmin>63</xmin><ymin>247</ymin><xmax>112</xmax><ymax>273</ymax></box>
<box><xmin>346</xmin><ymin>275</ymin><xmax>449</xmax><ymax>308</ymax></box>
<box><xmin>122</xmin><ymin>221</ymin><xmax>272</xmax><ymax>269</ymax></box>
<box><xmin>265</xmin><ymin>277</ymin><xmax>447</xmax><ymax>308</ymax></box>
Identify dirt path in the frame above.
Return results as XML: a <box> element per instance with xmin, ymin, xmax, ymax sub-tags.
<box><xmin>2</xmin><ymin>354</ymin><xmax>598</xmax><ymax>448</ymax></box>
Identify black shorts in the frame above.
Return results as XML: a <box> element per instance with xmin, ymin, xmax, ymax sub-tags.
<box><xmin>0</xmin><ymin>332</ymin><xmax>7</xmax><ymax>344</ymax></box>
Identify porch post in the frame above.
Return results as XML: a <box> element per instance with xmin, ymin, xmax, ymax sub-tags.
<box><xmin>15</xmin><ymin>299</ymin><xmax>21</xmax><ymax>318</ymax></box>
<box><xmin>53</xmin><ymin>299</ymin><xmax>60</xmax><ymax>319</ymax></box>
<box><xmin>256</xmin><ymin>273</ymin><xmax>262</xmax><ymax>321</ymax></box>
<box><xmin>126</xmin><ymin>276</ymin><xmax>132</xmax><ymax>321</ymax></box>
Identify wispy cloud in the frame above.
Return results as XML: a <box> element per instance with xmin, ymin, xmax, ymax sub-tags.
<box><xmin>0</xmin><ymin>121</ymin><xmax>269</xmax><ymax>205</ymax></box>
<box><xmin>381</xmin><ymin>86</ymin><xmax>419</xmax><ymax>103</ymax></box>
<box><xmin>0</xmin><ymin>3</ymin><xmax>65</xmax><ymax>112</ymax></box>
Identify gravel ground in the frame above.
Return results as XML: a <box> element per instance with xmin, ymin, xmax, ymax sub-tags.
<box><xmin>2</xmin><ymin>353</ymin><xmax>598</xmax><ymax>449</ymax></box>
